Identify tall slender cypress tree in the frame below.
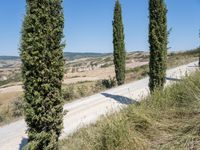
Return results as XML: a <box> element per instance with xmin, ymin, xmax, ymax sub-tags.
<box><xmin>20</xmin><ymin>0</ymin><xmax>65</xmax><ymax>149</ymax></box>
<box><xmin>198</xmin><ymin>29</ymin><xmax>200</xmax><ymax>67</ymax></box>
<box><xmin>149</xmin><ymin>0</ymin><xmax>168</xmax><ymax>92</ymax></box>
<box><xmin>113</xmin><ymin>0</ymin><xmax>126</xmax><ymax>85</ymax></box>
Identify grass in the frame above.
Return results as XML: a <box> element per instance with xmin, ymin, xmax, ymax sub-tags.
<box><xmin>0</xmin><ymin>72</ymin><xmax>21</xmax><ymax>87</ymax></box>
<box><xmin>0</xmin><ymin>97</ymin><xmax>24</xmax><ymax>126</ymax></box>
<box><xmin>59</xmin><ymin>71</ymin><xmax>200</xmax><ymax>150</ymax></box>
<box><xmin>62</xmin><ymin>78</ymin><xmax>116</xmax><ymax>102</ymax></box>
<box><xmin>0</xmin><ymin>78</ymin><xmax>116</xmax><ymax>125</ymax></box>
<box><xmin>0</xmin><ymin>91</ymin><xmax>22</xmax><ymax>105</ymax></box>
<box><xmin>125</xmin><ymin>49</ymin><xmax>199</xmax><ymax>83</ymax></box>
<box><xmin>167</xmin><ymin>49</ymin><xmax>199</xmax><ymax>68</ymax></box>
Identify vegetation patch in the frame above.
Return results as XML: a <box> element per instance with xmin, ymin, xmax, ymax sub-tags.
<box><xmin>62</xmin><ymin>78</ymin><xmax>116</xmax><ymax>102</ymax></box>
<box><xmin>60</xmin><ymin>71</ymin><xmax>200</xmax><ymax>150</ymax></box>
<box><xmin>0</xmin><ymin>97</ymin><xmax>24</xmax><ymax>126</ymax></box>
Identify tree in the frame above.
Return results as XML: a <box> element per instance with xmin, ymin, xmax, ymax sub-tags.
<box><xmin>198</xmin><ymin>29</ymin><xmax>200</xmax><ymax>67</ymax></box>
<box><xmin>20</xmin><ymin>0</ymin><xmax>65</xmax><ymax>149</ymax></box>
<box><xmin>148</xmin><ymin>0</ymin><xmax>168</xmax><ymax>92</ymax></box>
<box><xmin>113</xmin><ymin>0</ymin><xmax>126</xmax><ymax>85</ymax></box>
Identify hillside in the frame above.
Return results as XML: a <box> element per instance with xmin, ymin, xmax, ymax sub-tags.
<box><xmin>64</xmin><ymin>52</ymin><xmax>111</xmax><ymax>60</ymax></box>
<box><xmin>0</xmin><ymin>52</ymin><xmax>111</xmax><ymax>61</ymax></box>
<box><xmin>0</xmin><ymin>56</ymin><xmax>19</xmax><ymax>61</ymax></box>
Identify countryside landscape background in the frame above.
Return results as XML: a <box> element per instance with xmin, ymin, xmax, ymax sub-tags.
<box><xmin>0</xmin><ymin>0</ymin><xmax>200</xmax><ymax>150</ymax></box>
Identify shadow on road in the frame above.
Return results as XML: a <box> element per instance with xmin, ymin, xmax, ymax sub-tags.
<box><xmin>166</xmin><ymin>77</ymin><xmax>182</xmax><ymax>82</ymax></box>
<box><xmin>19</xmin><ymin>138</ymin><xmax>28</xmax><ymax>150</ymax></box>
<box><xmin>101</xmin><ymin>93</ymin><xmax>137</xmax><ymax>105</ymax></box>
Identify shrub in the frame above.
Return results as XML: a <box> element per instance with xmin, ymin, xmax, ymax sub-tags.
<box><xmin>11</xmin><ymin>98</ymin><xmax>24</xmax><ymax>118</ymax></box>
<box><xmin>62</xmin><ymin>85</ymin><xmax>76</xmax><ymax>101</ymax></box>
<box><xmin>101</xmin><ymin>77</ymin><xmax>117</xmax><ymax>89</ymax></box>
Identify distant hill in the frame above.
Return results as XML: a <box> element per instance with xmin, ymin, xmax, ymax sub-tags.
<box><xmin>0</xmin><ymin>56</ymin><xmax>19</xmax><ymax>60</ymax></box>
<box><xmin>0</xmin><ymin>52</ymin><xmax>112</xmax><ymax>61</ymax></box>
<box><xmin>64</xmin><ymin>52</ymin><xmax>111</xmax><ymax>60</ymax></box>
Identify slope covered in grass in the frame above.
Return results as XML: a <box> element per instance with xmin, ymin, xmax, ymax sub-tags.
<box><xmin>60</xmin><ymin>71</ymin><xmax>200</xmax><ymax>150</ymax></box>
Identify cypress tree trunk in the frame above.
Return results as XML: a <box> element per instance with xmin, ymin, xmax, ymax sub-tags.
<box><xmin>20</xmin><ymin>0</ymin><xmax>65</xmax><ymax>149</ymax></box>
<box><xmin>148</xmin><ymin>0</ymin><xmax>168</xmax><ymax>92</ymax></box>
<box><xmin>113</xmin><ymin>0</ymin><xmax>126</xmax><ymax>85</ymax></box>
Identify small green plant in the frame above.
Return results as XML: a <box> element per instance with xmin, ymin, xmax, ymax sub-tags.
<box><xmin>101</xmin><ymin>77</ymin><xmax>117</xmax><ymax>89</ymax></box>
<box><xmin>62</xmin><ymin>85</ymin><xmax>76</xmax><ymax>101</ymax></box>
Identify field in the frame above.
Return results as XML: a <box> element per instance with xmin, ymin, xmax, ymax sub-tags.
<box><xmin>59</xmin><ymin>71</ymin><xmax>200</xmax><ymax>150</ymax></box>
<box><xmin>0</xmin><ymin>49</ymin><xmax>199</xmax><ymax>125</ymax></box>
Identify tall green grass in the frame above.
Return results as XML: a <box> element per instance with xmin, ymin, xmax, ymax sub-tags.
<box><xmin>60</xmin><ymin>71</ymin><xmax>200</xmax><ymax>150</ymax></box>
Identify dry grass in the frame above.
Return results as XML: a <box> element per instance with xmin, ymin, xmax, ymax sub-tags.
<box><xmin>0</xmin><ymin>91</ymin><xmax>22</xmax><ymax>105</ymax></box>
<box><xmin>0</xmin><ymin>97</ymin><xmax>24</xmax><ymax>126</ymax></box>
<box><xmin>59</xmin><ymin>71</ymin><xmax>200</xmax><ymax>150</ymax></box>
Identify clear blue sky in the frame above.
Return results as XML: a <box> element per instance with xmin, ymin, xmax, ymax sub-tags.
<box><xmin>0</xmin><ymin>0</ymin><xmax>199</xmax><ymax>56</ymax></box>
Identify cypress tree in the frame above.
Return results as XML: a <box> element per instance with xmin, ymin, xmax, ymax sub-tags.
<box><xmin>148</xmin><ymin>0</ymin><xmax>168</xmax><ymax>92</ymax></box>
<box><xmin>199</xmin><ymin>29</ymin><xmax>200</xmax><ymax>67</ymax></box>
<box><xmin>113</xmin><ymin>0</ymin><xmax>126</xmax><ymax>85</ymax></box>
<box><xmin>20</xmin><ymin>0</ymin><xmax>65</xmax><ymax>149</ymax></box>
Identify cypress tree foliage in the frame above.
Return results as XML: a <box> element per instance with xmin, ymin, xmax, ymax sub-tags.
<box><xmin>148</xmin><ymin>0</ymin><xmax>168</xmax><ymax>92</ymax></box>
<box><xmin>20</xmin><ymin>0</ymin><xmax>65</xmax><ymax>149</ymax></box>
<box><xmin>113</xmin><ymin>0</ymin><xmax>126</xmax><ymax>85</ymax></box>
<box><xmin>198</xmin><ymin>29</ymin><xmax>200</xmax><ymax>67</ymax></box>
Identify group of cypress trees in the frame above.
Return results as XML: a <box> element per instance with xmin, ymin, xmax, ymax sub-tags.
<box><xmin>113</xmin><ymin>0</ymin><xmax>168</xmax><ymax>92</ymax></box>
<box><xmin>20</xmin><ymin>0</ymin><xmax>168</xmax><ymax>149</ymax></box>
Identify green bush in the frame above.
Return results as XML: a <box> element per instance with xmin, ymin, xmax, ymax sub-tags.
<box><xmin>94</xmin><ymin>78</ymin><xmax>116</xmax><ymax>91</ymax></box>
<box><xmin>62</xmin><ymin>85</ymin><xmax>76</xmax><ymax>101</ymax></box>
<box><xmin>101</xmin><ymin>77</ymin><xmax>117</xmax><ymax>89</ymax></box>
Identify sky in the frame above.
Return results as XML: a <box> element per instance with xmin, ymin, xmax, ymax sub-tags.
<box><xmin>0</xmin><ymin>0</ymin><xmax>199</xmax><ymax>56</ymax></box>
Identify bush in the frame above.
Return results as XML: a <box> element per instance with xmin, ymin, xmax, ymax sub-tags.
<box><xmin>77</xmin><ymin>85</ymin><xmax>88</xmax><ymax>97</ymax></box>
<box><xmin>0</xmin><ymin>97</ymin><xmax>24</xmax><ymax>125</ymax></box>
<box><xmin>101</xmin><ymin>77</ymin><xmax>117</xmax><ymax>89</ymax></box>
<box><xmin>62</xmin><ymin>85</ymin><xmax>76</xmax><ymax>101</ymax></box>
<box><xmin>11</xmin><ymin>98</ymin><xmax>24</xmax><ymax>118</ymax></box>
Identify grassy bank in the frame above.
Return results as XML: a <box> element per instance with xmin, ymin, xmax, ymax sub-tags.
<box><xmin>125</xmin><ymin>49</ymin><xmax>199</xmax><ymax>82</ymax></box>
<box><xmin>60</xmin><ymin>71</ymin><xmax>200</xmax><ymax>150</ymax></box>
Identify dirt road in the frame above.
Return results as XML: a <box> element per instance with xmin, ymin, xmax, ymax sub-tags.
<box><xmin>0</xmin><ymin>61</ymin><xmax>198</xmax><ymax>150</ymax></box>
